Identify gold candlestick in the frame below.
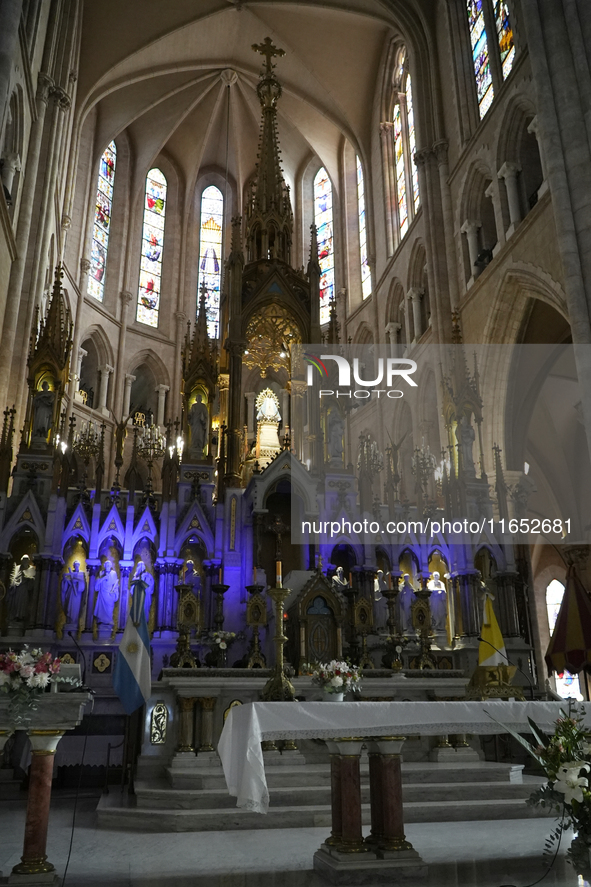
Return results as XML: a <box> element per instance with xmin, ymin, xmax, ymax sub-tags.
<box><xmin>261</xmin><ymin>586</ymin><xmax>295</xmax><ymax>701</ymax></box>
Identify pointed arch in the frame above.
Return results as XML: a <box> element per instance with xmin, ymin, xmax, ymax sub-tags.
<box><xmin>88</xmin><ymin>141</ymin><xmax>117</xmax><ymax>302</ymax></box>
<box><xmin>137</xmin><ymin>167</ymin><xmax>167</xmax><ymax>327</ymax></box>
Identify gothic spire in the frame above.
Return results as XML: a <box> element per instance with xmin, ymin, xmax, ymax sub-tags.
<box><xmin>245</xmin><ymin>37</ymin><xmax>293</xmax><ymax>265</ymax></box>
<box><xmin>30</xmin><ymin>264</ymin><xmax>73</xmax><ymax>369</ymax></box>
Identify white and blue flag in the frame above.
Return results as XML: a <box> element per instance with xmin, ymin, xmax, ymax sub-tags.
<box><xmin>113</xmin><ymin>579</ymin><xmax>151</xmax><ymax>715</ymax></box>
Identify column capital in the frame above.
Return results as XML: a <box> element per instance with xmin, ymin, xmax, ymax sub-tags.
<box><xmin>407</xmin><ymin>287</ymin><xmax>423</xmax><ymax>302</ymax></box>
<box><xmin>414</xmin><ymin>148</ymin><xmax>430</xmax><ymax>168</ymax></box>
<box><xmin>460</xmin><ymin>218</ymin><xmax>481</xmax><ymax>235</ymax></box>
<box><xmin>385</xmin><ymin>322</ymin><xmax>401</xmax><ymax>335</ymax></box>
<box><xmin>78</xmin><ymin>347</ymin><xmax>88</xmax><ymax>359</ymax></box>
<box><xmin>36</xmin><ymin>72</ymin><xmax>54</xmax><ymax>104</ymax></box>
<box><xmin>52</xmin><ymin>86</ymin><xmax>71</xmax><ymax>111</ymax></box>
<box><xmin>155</xmin><ymin>384</ymin><xmax>170</xmax><ymax>394</ymax></box>
<box><xmin>432</xmin><ymin>139</ymin><xmax>449</xmax><ymax>166</ymax></box>
<box><xmin>80</xmin><ymin>257</ymin><xmax>91</xmax><ymax>275</ymax></box>
<box><xmin>99</xmin><ymin>364</ymin><xmax>114</xmax><ymax>375</ymax></box>
<box><xmin>125</xmin><ymin>373</ymin><xmax>136</xmax><ymax>384</ymax></box>
<box><xmin>2</xmin><ymin>151</ymin><xmax>21</xmax><ymax>173</ymax></box>
<box><xmin>120</xmin><ymin>290</ymin><xmax>133</xmax><ymax>305</ymax></box>
<box><xmin>498</xmin><ymin>161</ymin><xmax>521</xmax><ymax>181</ymax></box>
<box><xmin>527</xmin><ymin>116</ymin><xmax>539</xmax><ymax>136</ymax></box>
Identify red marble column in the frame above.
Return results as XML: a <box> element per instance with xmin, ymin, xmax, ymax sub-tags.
<box><xmin>12</xmin><ymin>730</ymin><xmax>64</xmax><ymax>875</ymax></box>
<box><xmin>366</xmin><ymin>737</ymin><xmax>414</xmax><ymax>853</ymax></box>
<box><xmin>324</xmin><ymin>742</ymin><xmax>342</xmax><ymax>846</ymax></box>
<box><xmin>331</xmin><ymin>739</ymin><xmax>368</xmax><ymax>853</ymax></box>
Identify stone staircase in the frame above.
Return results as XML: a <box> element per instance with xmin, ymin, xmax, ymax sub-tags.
<box><xmin>97</xmin><ymin>753</ymin><xmax>550</xmax><ymax>832</ymax></box>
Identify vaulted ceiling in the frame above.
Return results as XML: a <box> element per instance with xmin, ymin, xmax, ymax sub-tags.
<box><xmin>77</xmin><ymin>1</ymin><xmax>428</xmax><ymax>205</ymax></box>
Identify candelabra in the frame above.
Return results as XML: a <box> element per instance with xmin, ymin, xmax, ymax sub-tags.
<box><xmin>136</xmin><ymin>422</ymin><xmax>166</xmax><ymax>500</ymax></box>
<box><xmin>72</xmin><ymin>420</ymin><xmax>104</xmax><ymax>496</ymax></box>
<box><xmin>357</xmin><ymin>433</ymin><xmax>384</xmax><ymax>476</ymax></box>
<box><xmin>261</xmin><ymin>584</ymin><xmax>295</xmax><ymax>701</ymax></box>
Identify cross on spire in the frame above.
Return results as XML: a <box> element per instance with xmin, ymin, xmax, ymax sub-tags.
<box><xmin>252</xmin><ymin>37</ymin><xmax>285</xmax><ymax>75</ymax></box>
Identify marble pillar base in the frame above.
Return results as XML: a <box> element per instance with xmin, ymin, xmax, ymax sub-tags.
<box><xmin>313</xmin><ymin>845</ymin><xmax>427</xmax><ymax>885</ymax></box>
<box><xmin>8</xmin><ymin>872</ymin><xmax>60</xmax><ymax>887</ymax></box>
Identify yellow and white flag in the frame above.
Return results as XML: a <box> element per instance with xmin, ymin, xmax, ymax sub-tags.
<box><xmin>479</xmin><ymin>594</ymin><xmax>507</xmax><ymax>666</ymax></box>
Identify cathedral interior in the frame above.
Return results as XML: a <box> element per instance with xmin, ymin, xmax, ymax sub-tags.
<box><xmin>2</xmin><ymin>0</ymin><xmax>591</xmax><ymax>884</ymax></box>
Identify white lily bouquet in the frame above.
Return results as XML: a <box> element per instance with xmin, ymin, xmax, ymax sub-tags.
<box><xmin>0</xmin><ymin>646</ymin><xmax>66</xmax><ymax>724</ymax></box>
<box><xmin>309</xmin><ymin>660</ymin><xmax>362</xmax><ymax>695</ymax></box>
<box><xmin>496</xmin><ymin>704</ymin><xmax>591</xmax><ymax>877</ymax></box>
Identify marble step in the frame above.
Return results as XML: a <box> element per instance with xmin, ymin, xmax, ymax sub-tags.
<box><xmin>136</xmin><ymin>779</ymin><xmax>541</xmax><ymax>810</ymax></box>
<box><xmin>167</xmin><ymin>761</ymin><xmax>523</xmax><ymax>790</ymax></box>
<box><xmin>97</xmin><ymin>795</ymin><xmax>552</xmax><ymax>832</ymax></box>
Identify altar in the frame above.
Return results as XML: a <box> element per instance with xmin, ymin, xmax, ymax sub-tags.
<box><xmin>218</xmin><ymin>700</ymin><xmax>591</xmax><ymax>884</ymax></box>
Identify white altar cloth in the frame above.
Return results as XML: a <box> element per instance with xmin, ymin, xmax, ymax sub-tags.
<box><xmin>218</xmin><ymin>700</ymin><xmax>591</xmax><ymax>814</ymax></box>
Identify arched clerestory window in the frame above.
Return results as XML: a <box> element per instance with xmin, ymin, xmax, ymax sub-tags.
<box><xmin>466</xmin><ymin>1</ymin><xmax>516</xmax><ymax>120</ymax></box>
<box><xmin>137</xmin><ymin>168</ymin><xmax>167</xmax><ymax>327</ymax></box>
<box><xmin>391</xmin><ymin>49</ymin><xmax>420</xmax><ymax>242</ymax></box>
<box><xmin>197</xmin><ymin>185</ymin><xmax>224</xmax><ymax>338</ymax></box>
<box><xmin>356</xmin><ymin>156</ymin><xmax>372</xmax><ymax>299</ymax></box>
<box><xmin>314</xmin><ymin>167</ymin><xmax>334</xmax><ymax>325</ymax></box>
<box><xmin>88</xmin><ymin>141</ymin><xmax>116</xmax><ymax>302</ymax></box>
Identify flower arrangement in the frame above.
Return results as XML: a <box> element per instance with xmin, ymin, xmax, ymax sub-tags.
<box><xmin>496</xmin><ymin>704</ymin><xmax>591</xmax><ymax>876</ymax></box>
<box><xmin>0</xmin><ymin>647</ymin><xmax>64</xmax><ymax>724</ymax></box>
<box><xmin>307</xmin><ymin>660</ymin><xmax>362</xmax><ymax>695</ymax></box>
<box><xmin>208</xmin><ymin>630</ymin><xmax>236</xmax><ymax>651</ymax></box>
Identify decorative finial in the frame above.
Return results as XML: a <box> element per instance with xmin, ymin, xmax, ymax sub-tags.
<box><xmin>252</xmin><ymin>37</ymin><xmax>285</xmax><ymax>75</ymax></box>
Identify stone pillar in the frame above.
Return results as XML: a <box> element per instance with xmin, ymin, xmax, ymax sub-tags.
<box><xmin>485</xmin><ymin>180</ymin><xmax>506</xmax><ymax>253</ymax></box>
<box><xmin>0</xmin><ymin>72</ymin><xmax>52</xmax><ymax>408</ymax></box>
<box><xmin>281</xmin><ymin>389</ymin><xmax>290</xmax><ymax>436</ymax></box>
<box><xmin>325</xmin><ymin>745</ymin><xmax>342</xmax><ymax>846</ymax></box>
<box><xmin>155</xmin><ymin>385</ymin><xmax>169</xmax><ymax>428</ymax></box>
<box><xmin>198</xmin><ymin>697</ymin><xmax>216</xmax><ymax>752</ymax></box>
<box><xmin>11</xmin><ymin>729</ymin><xmax>63</xmax><ymax>878</ymax></box>
<box><xmin>177</xmin><ymin>697</ymin><xmax>196</xmax><ymax>752</ymax></box>
<box><xmin>365</xmin><ymin>737</ymin><xmax>420</xmax><ymax>857</ymax></box>
<box><xmin>324</xmin><ymin>739</ymin><xmax>367</xmax><ymax>853</ymax></box>
<box><xmin>498</xmin><ymin>161</ymin><xmax>523</xmax><ymax>235</ymax></box>
<box><xmin>123</xmin><ymin>374</ymin><xmax>136</xmax><ymax>421</ymax></box>
<box><xmin>0</xmin><ymin>0</ymin><xmax>23</xmax><ymax>142</ymax></box>
<box><xmin>97</xmin><ymin>365</ymin><xmax>114</xmax><ymax>413</ymax></box>
<box><xmin>73</xmin><ymin>347</ymin><xmax>87</xmax><ymax>395</ymax></box>
<box><xmin>460</xmin><ymin>219</ymin><xmax>482</xmax><ymax>282</ymax></box>
<box><xmin>225</xmin><ymin>342</ymin><xmax>244</xmax><ymax>488</ymax></box>
<box><xmin>402</xmin><ymin>292</ymin><xmax>412</xmax><ymax>347</ymax></box>
<box><xmin>0</xmin><ymin>151</ymin><xmax>21</xmax><ymax>196</ymax></box>
<box><xmin>380</xmin><ymin>122</ymin><xmax>395</xmax><ymax>256</ymax></box>
<box><xmin>408</xmin><ymin>288</ymin><xmax>423</xmax><ymax>340</ymax></box>
<box><xmin>245</xmin><ymin>392</ymin><xmax>255</xmax><ymax>435</ymax></box>
<box><xmin>433</xmin><ymin>140</ymin><xmax>460</xmax><ymax>313</ymax></box>
<box><xmin>172</xmin><ymin>311</ymin><xmax>186</xmax><ymax>422</ymax></box>
<box><xmin>114</xmin><ymin>291</ymin><xmax>133</xmax><ymax>419</ymax></box>
<box><xmin>385</xmin><ymin>322</ymin><xmax>401</xmax><ymax>359</ymax></box>
<box><xmin>527</xmin><ymin>116</ymin><xmax>549</xmax><ymax>196</ymax></box>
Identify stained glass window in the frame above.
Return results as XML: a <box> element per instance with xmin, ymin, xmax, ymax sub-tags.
<box><xmin>467</xmin><ymin>0</ymin><xmax>494</xmax><ymax>118</ymax></box>
<box><xmin>356</xmin><ymin>156</ymin><xmax>371</xmax><ymax>299</ymax></box>
<box><xmin>394</xmin><ymin>104</ymin><xmax>408</xmax><ymax>237</ymax></box>
<box><xmin>137</xmin><ymin>168</ymin><xmax>167</xmax><ymax>327</ymax></box>
<box><xmin>546</xmin><ymin>579</ymin><xmax>583</xmax><ymax>700</ymax></box>
<box><xmin>197</xmin><ymin>186</ymin><xmax>224</xmax><ymax>338</ymax></box>
<box><xmin>494</xmin><ymin>1</ymin><xmax>515</xmax><ymax>79</ymax></box>
<box><xmin>406</xmin><ymin>75</ymin><xmax>420</xmax><ymax>213</ymax></box>
<box><xmin>314</xmin><ymin>168</ymin><xmax>334</xmax><ymax>325</ymax></box>
<box><xmin>88</xmin><ymin>141</ymin><xmax>116</xmax><ymax>301</ymax></box>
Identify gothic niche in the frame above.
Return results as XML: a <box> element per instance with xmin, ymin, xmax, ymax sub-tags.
<box><xmin>286</xmin><ymin>574</ymin><xmax>345</xmax><ymax>670</ymax></box>
<box><xmin>255</xmin><ymin>387</ymin><xmax>281</xmax><ymax>466</ymax></box>
<box><xmin>243</xmin><ymin>305</ymin><xmax>301</xmax><ymax>373</ymax></box>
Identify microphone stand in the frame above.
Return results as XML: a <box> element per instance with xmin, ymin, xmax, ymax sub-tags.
<box><xmin>477</xmin><ymin>636</ymin><xmax>535</xmax><ymax>700</ymax></box>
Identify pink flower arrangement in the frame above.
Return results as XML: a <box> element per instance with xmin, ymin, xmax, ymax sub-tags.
<box><xmin>308</xmin><ymin>659</ymin><xmax>362</xmax><ymax>694</ymax></box>
<box><xmin>0</xmin><ymin>646</ymin><xmax>61</xmax><ymax>693</ymax></box>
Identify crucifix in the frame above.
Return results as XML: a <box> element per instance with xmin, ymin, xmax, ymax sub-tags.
<box><xmin>267</xmin><ymin>514</ymin><xmax>289</xmax><ymax>561</ymax></box>
<box><xmin>252</xmin><ymin>37</ymin><xmax>285</xmax><ymax>75</ymax></box>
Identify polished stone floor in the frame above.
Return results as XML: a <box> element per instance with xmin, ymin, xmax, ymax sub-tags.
<box><xmin>0</xmin><ymin>790</ymin><xmax>589</xmax><ymax>887</ymax></box>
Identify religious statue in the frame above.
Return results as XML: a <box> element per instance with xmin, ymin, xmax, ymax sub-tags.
<box><xmin>61</xmin><ymin>560</ymin><xmax>86</xmax><ymax>624</ymax></box>
<box><xmin>327</xmin><ymin>409</ymin><xmax>344</xmax><ymax>461</ymax></box>
<box><xmin>456</xmin><ymin>415</ymin><xmax>476</xmax><ymax>474</ymax></box>
<box><xmin>7</xmin><ymin>555</ymin><xmax>36</xmax><ymax>624</ymax></box>
<box><xmin>373</xmin><ymin>569</ymin><xmax>387</xmax><ymax>601</ymax></box>
<box><xmin>184</xmin><ymin>560</ymin><xmax>202</xmax><ymax>596</ymax></box>
<box><xmin>397</xmin><ymin>573</ymin><xmax>416</xmax><ymax>633</ymax></box>
<box><xmin>427</xmin><ymin>571</ymin><xmax>448</xmax><ymax>632</ymax></box>
<box><xmin>373</xmin><ymin>569</ymin><xmax>389</xmax><ymax>630</ymax></box>
<box><xmin>31</xmin><ymin>381</ymin><xmax>54</xmax><ymax>444</ymax></box>
<box><xmin>188</xmin><ymin>394</ymin><xmax>209</xmax><ymax>460</ymax></box>
<box><xmin>131</xmin><ymin>559</ymin><xmax>154</xmax><ymax>624</ymax></box>
<box><xmin>256</xmin><ymin>389</ymin><xmax>281</xmax><ymax>423</ymax></box>
<box><xmin>331</xmin><ymin>565</ymin><xmax>349</xmax><ymax>592</ymax></box>
<box><xmin>93</xmin><ymin>559</ymin><xmax>119</xmax><ymax>628</ymax></box>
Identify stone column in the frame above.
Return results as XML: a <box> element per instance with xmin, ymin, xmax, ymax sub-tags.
<box><xmin>198</xmin><ymin>697</ymin><xmax>217</xmax><ymax>752</ymax></box>
<box><xmin>225</xmin><ymin>342</ymin><xmax>244</xmax><ymax>488</ymax></box>
<box><xmin>460</xmin><ymin>219</ymin><xmax>482</xmax><ymax>283</ymax></box>
<box><xmin>11</xmin><ymin>729</ymin><xmax>63</xmax><ymax>877</ymax></box>
<box><xmin>324</xmin><ymin>738</ymin><xmax>368</xmax><ymax>853</ymax></box>
<box><xmin>172</xmin><ymin>312</ymin><xmax>186</xmax><ymax>422</ymax></box>
<box><xmin>379</xmin><ymin>122</ymin><xmax>395</xmax><ymax>256</ymax></box>
<box><xmin>403</xmin><ymin>292</ymin><xmax>412</xmax><ymax>347</ymax></box>
<box><xmin>97</xmin><ymin>365</ymin><xmax>114</xmax><ymax>413</ymax></box>
<box><xmin>245</xmin><ymin>392</ymin><xmax>256</xmax><ymax>435</ymax></box>
<box><xmin>0</xmin><ymin>72</ymin><xmax>52</xmax><ymax>407</ymax></box>
<box><xmin>408</xmin><ymin>288</ymin><xmax>423</xmax><ymax>340</ymax></box>
<box><xmin>433</xmin><ymin>140</ymin><xmax>460</xmax><ymax>313</ymax></box>
<box><xmin>281</xmin><ymin>389</ymin><xmax>290</xmax><ymax>436</ymax></box>
<box><xmin>0</xmin><ymin>151</ymin><xmax>21</xmax><ymax>197</ymax></box>
<box><xmin>498</xmin><ymin>162</ymin><xmax>523</xmax><ymax>235</ymax></box>
<box><xmin>325</xmin><ymin>743</ymin><xmax>343</xmax><ymax>846</ymax></box>
<box><xmin>385</xmin><ymin>322</ymin><xmax>401</xmax><ymax>359</ymax></box>
<box><xmin>485</xmin><ymin>180</ymin><xmax>506</xmax><ymax>253</ymax></box>
<box><xmin>177</xmin><ymin>697</ymin><xmax>196</xmax><ymax>753</ymax></box>
<box><xmin>114</xmin><ymin>291</ymin><xmax>133</xmax><ymax>419</ymax></box>
<box><xmin>527</xmin><ymin>116</ymin><xmax>549</xmax><ymax>196</ymax></box>
<box><xmin>155</xmin><ymin>385</ymin><xmax>169</xmax><ymax>428</ymax></box>
<box><xmin>73</xmin><ymin>347</ymin><xmax>87</xmax><ymax>395</ymax></box>
<box><xmin>365</xmin><ymin>737</ymin><xmax>419</xmax><ymax>857</ymax></box>
<box><xmin>123</xmin><ymin>374</ymin><xmax>136</xmax><ymax>421</ymax></box>
<box><xmin>0</xmin><ymin>0</ymin><xmax>23</xmax><ymax>141</ymax></box>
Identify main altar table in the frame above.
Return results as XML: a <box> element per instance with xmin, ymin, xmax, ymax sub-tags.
<box><xmin>218</xmin><ymin>700</ymin><xmax>591</xmax><ymax>884</ymax></box>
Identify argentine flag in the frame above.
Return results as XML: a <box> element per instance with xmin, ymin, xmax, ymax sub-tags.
<box><xmin>113</xmin><ymin>578</ymin><xmax>151</xmax><ymax>715</ymax></box>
